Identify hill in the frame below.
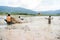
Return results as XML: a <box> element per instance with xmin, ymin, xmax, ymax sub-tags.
<box><xmin>0</xmin><ymin>6</ymin><xmax>37</xmax><ymax>14</ymax></box>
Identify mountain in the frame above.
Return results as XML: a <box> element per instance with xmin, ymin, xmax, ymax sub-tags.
<box><xmin>39</xmin><ymin>10</ymin><xmax>60</xmax><ymax>14</ymax></box>
<box><xmin>0</xmin><ymin>6</ymin><xmax>60</xmax><ymax>15</ymax></box>
<box><xmin>37</xmin><ymin>10</ymin><xmax>60</xmax><ymax>15</ymax></box>
<box><xmin>0</xmin><ymin>6</ymin><xmax>37</xmax><ymax>14</ymax></box>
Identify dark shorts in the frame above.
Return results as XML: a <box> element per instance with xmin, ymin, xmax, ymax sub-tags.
<box><xmin>4</xmin><ymin>19</ymin><xmax>14</xmax><ymax>25</ymax></box>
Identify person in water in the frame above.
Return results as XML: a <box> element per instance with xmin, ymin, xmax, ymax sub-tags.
<box><xmin>45</xmin><ymin>16</ymin><xmax>53</xmax><ymax>24</ymax></box>
<box><xmin>48</xmin><ymin>16</ymin><xmax>51</xmax><ymax>24</ymax></box>
<box><xmin>5</xmin><ymin>14</ymin><xmax>13</xmax><ymax>25</ymax></box>
<box><xmin>18</xmin><ymin>16</ymin><xmax>24</xmax><ymax>20</ymax></box>
<box><xmin>5</xmin><ymin>14</ymin><xmax>21</xmax><ymax>25</ymax></box>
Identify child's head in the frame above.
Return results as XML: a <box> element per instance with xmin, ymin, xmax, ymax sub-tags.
<box><xmin>8</xmin><ymin>14</ymin><xmax>10</xmax><ymax>16</ymax></box>
<box><xmin>19</xmin><ymin>16</ymin><xmax>20</xmax><ymax>18</ymax></box>
<box><xmin>49</xmin><ymin>16</ymin><xmax>51</xmax><ymax>17</ymax></box>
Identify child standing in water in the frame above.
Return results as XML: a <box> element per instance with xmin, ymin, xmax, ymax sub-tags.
<box><xmin>48</xmin><ymin>16</ymin><xmax>51</xmax><ymax>24</ymax></box>
<box><xmin>45</xmin><ymin>16</ymin><xmax>53</xmax><ymax>24</ymax></box>
<box><xmin>48</xmin><ymin>16</ymin><xmax>53</xmax><ymax>24</ymax></box>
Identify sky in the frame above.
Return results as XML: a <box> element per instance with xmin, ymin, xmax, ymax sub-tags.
<box><xmin>0</xmin><ymin>0</ymin><xmax>60</xmax><ymax>11</ymax></box>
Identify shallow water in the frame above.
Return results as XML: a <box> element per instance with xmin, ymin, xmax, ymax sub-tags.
<box><xmin>0</xmin><ymin>16</ymin><xmax>60</xmax><ymax>40</ymax></box>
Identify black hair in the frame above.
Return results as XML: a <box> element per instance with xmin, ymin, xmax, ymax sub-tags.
<box><xmin>19</xmin><ymin>16</ymin><xmax>20</xmax><ymax>18</ymax></box>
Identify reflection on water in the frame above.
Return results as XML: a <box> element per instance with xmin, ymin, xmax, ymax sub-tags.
<box><xmin>0</xmin><ymin>16</ymin><xmax>60</xmax><ymax>40</ymax></box>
